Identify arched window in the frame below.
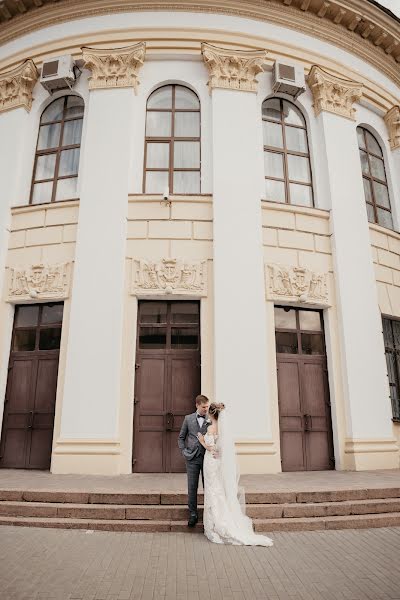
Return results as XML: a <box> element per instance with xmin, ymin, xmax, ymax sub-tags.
<box><xmin>30</xmin><ymin>95</ymin><xmax>84</xmax><ymax>205</ymax></box>
<box><xmin>262</xmin><ymin>98</ymin><xmax>313</xmax><ymax>206</ymax></box>
<box><xmin>357</xmin><ymin>127</ymin><xmax>393</xmax><ymax>229</ymax></box>
<box><xmin>144</xmin><ymin>85</ymin><xmax>200</xmax><ymax>194</ymax></box>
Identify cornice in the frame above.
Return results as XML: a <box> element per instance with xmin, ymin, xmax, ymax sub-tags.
<box><xmin>0</xmin><ymin>1</ymin><xmax>399</xmax><ymax>90</ymax></box>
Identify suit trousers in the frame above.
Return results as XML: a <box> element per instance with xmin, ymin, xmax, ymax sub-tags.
<box><xmin>185</xmin><ymin>453</ymin><xmax>204</xmax><ymax>514</ymax></box>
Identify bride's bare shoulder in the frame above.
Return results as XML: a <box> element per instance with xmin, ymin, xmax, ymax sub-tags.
<box><xmin>207</xmin><ymin>424</ymin><xmax>217</xmax><ymax>434</ymax></box>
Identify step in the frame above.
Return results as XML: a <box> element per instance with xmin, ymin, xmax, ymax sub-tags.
<box><xmin>255</xmin><ymin>511</ymin><xmax>400</xmax><ymax>532</ymax></box>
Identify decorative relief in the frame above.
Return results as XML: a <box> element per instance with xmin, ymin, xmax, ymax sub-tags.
<box><xmin>266</xmin><ymin>263</ymin><xmax>329</xmax><ymax>305</ymax></box>
<box><xmin>7</xmin><ymin>263</ymin><xmax>70</xmax><ymax>303</ymax></box>
<box><xmin>201</xmin><ymin>43</ymin><xmax>267</xmax><ymax>92</ymax></box>
<box><xmin>132</xmin><ymin>258</ymin><xmax>207</xmax><ymax>296</ymax></box>
<box><xmin>0</xmin><ymin>59</ymin><xmax>38</xmax><ymax>113</ymax></box>
<box><xmin>82</xmin><ymin>42</ymin><xmax>146</xmax><ymax>91</ymax></box>
<box><xmin>307</xmin><ymin>65</ymin><xmax>363</xmax><ymax>120</ymax></box>
<box><xmin>384</xmin><ymin>106</ymin><xmax>400</xmax><ymax>150</ymax></box>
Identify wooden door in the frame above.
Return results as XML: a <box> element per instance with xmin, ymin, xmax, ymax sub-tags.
<box><xmin>0</xmin><ymin>303</ymin><xmax>63</xmax><ymax>469</ymax></box>
<box><xmin>133</xmin><ymin>301</ymin><xmax>201</xmax><ymax>472</ymax></box>
<box><xmin>275</xmin><ymin>306</ymin><xmax>334</xmax><ymax>472</ymax></box>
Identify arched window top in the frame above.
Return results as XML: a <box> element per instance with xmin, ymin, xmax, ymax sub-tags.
<box><xmin>144</xmin><ymin>84</ymin><xmax>201</xmax><ymax>195</ymax></box>
<box><xmin>30</xmin><ymin>95</ymin><xmax>84</xmax><ymax>205</ymax></box>
<box><xmin>262</xmin><ymin>97</ymin><xmax>313</xmax><ymax>207</ymax></box>
<box><xmin>357</xmin><ymin>126</ymin><xmax>393</xmax><ymax>230</ymax></box>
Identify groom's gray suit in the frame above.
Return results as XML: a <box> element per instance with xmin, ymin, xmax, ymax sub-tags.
<box><xmin>178</xmin><ymin>412</ymin><xmax>208</xmax><ymax>514</ymax></box>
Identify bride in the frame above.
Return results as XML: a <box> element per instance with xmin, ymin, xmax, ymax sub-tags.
<box><xmin>197</xmin><ymin>402</ymin><xmax>273</xmax><ymax>547</ymax></box>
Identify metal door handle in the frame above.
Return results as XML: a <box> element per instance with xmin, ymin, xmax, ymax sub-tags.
<box><xmin>166</xmin><ymin>412</ymin><xmax>174</xmax><ymax>431</ymax></box>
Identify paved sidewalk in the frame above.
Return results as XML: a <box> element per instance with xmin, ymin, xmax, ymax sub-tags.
<box><xmin>1</xmin><ymin>525</ymin><xmax>400</xmax><ymax>600</ymax></box>
<box><xmin>0</xmin><ymin>469</ymin><xmax>399</xmax><ymax>493</ymax></box>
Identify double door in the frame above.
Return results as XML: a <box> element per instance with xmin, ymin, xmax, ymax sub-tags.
<box><xmin>0</xmin><ymin>303</ymin><xmax>63</xmax><ymax>469</ymax></box>
<box><xmin>133</xmin><ymin>301</ymin><xmax>201</xmax><ymax>472</ymax></box>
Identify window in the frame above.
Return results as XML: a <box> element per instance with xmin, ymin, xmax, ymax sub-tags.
<box><xmin>357</xmin><ymin>127</ymin><xmax>393</xmax><ymax>230</ymax></box>
<box><xmin>30</xmin><ymin>95</ymin><xmax>84</xmax><ymax>205</ymax></box>
<box><xmin>143</xmin><ymin>85</ymin><xmax>201</xmax><ymax>194</ymax></box>
<box><xmin>383</xmin><ymin>317</ymin><xmax>400</xmax><ymax>421</ymax></box>
<box><xmin>262</xmin><ymin>98</ymin><xmax>313</xmax><ymax>206</ymax></box>
<box><xmin>274</xmin><ymin>306</ymin><xmax>324</xmax><ymax>355</ymax></box>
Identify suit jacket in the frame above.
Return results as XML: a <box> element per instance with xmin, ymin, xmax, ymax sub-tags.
<box><xmin>178</xmin><ymin>412</ymin><xmax>209</xmax><ymax>460</ymax></box>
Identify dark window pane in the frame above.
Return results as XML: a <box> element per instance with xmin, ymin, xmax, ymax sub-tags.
<box><xmin>392</xmin><ymin>320</ymin><xmax>400</xmax><ymax>349</ymax></box>
<box><xmin>39</xmin><ymin>328</ymin><xmax>61</xmax><ymax>350</ymax></box>
<box><xmin>13</xmin><ymin>330</ymin><xmax>36</xmax><ymax>351</ymax></box>
<box><xmin>171</xmin><ymin>327</ymin><xmax>199</xmax><ymax>349</ymax></box>
<box><xmin>383</xmin><ymin>318</ymin><xmax>394</xmax><ymax>348</ymax></box>
<box><xmin>301</xmin><ymin>333</ymin><xmax>324</xmax><ymax>355</ymax></box>
<box><xmin>139</xmin><ymin>327</ymin><xmax>167</xmax><ymax>349</ymax></box>
<box><xmin>299</xmin><ymin>310</ymin><xmax>321</xmax><ymax>331</ymax></box>
<box><xmin>171</xmin><ymin>303</ymin><xmax>199</xmax><ymax>324</ymax></box>
<box><xmin>276</xmin><ymin>331</ymin><xmax>298</xmax><ymax>354</ymax></box>
<box><xmin>41</xmin><ymin>304</ymin><xmax>63</xmax><ymax>325</ymax></box>
<box><xmin>41</xmin><ymin>98</ymin><xmax>64</xmax><ymax>123</ymax></box>
<box><xmin>66</xmin><ymin>96</ymin><xmax>84</xmax><ymax>119</ymax></box>
<box><xmin>262</xmin><ymin>98</ymin><xmax>281</xmax><ymax>121</ymax></box>
<box><xmin>140</xmin><ymin>303</ymin><xmax>167</xmax><ymax>324</ymax></box>
<box><xmin>274</xmin><ymin>307</ymin><xmax>296</xmax><ymax>329</ymax></box>
<box><xmin>15</xmin><ymin>306</ymin><xmax>39</xmax><ymax>328</ymax></box>
<box><xmin>357</xmin><ymin>127</ymin><xmax>366</xmax><ymax>150</ymax></box>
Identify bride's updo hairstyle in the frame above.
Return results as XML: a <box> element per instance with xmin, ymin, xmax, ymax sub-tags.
<box><xmin>208</xmin><ymin>402</ymin><xmax>225</xmax><ymax>420</ymax></box>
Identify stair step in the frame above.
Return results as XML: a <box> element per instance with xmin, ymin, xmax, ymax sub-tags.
<box><xmin>255</xmin><ymin>511</ymin><xmax>400</xmax><ymax>532</ymax></box>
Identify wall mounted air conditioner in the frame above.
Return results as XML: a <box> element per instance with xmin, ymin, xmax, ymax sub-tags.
<box><xmin>40</xmin><ymin>55</ymin><xmax>76</xmax><ymax>93</ymax></box>
<box><xmin>272</xmin><ymin>61</ymin><xmax>306</xmax><ymax>99</ymax></box>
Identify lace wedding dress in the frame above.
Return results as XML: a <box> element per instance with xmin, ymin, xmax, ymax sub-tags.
<box><xmin>202</xmin><ymin>427</ymin><xmax>273</xmax><ymax>547</ymax></box>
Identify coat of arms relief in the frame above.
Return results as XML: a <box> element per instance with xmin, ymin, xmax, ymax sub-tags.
<box><xmin>266</xmin><ymin>263</ymin><xmax>329</xmax><ymax>305</ymax></box>
<box><xmin>7</xmin><ymin>263</ymin><xmax>70</xmax><ymax>302</ymax></box>
<box><xmin>132</xmin><ymin>258</ymin><xmax>207</xmax><ymax>296</ymax></box>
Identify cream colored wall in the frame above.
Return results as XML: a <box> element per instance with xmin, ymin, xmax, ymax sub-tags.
<box><xmin>261</xmin><ymin>200</ymin><xmax>349</xmax><ymax>471</ymax></box>
<box><xmin>370</xmin><ymin>222</ymin><xmax>400</xmax><ymax>452</ymax></box>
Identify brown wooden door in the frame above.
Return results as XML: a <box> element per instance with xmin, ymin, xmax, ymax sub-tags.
<box><xmin>275</xmin><ymin>306</ymin><xmax>334</xmax><ymax>472</ymax></box>
<box><xmin>133</xmin><ymin>301</ymin><xmax>201</xmax><ymax>472</ymax></box>
<box><xmin>0</xmin><ymin>303</ymin><xmax>63</xmax><ymax>469</ymax></box>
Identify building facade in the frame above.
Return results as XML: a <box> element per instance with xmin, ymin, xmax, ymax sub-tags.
<box><xmin>0</xmin><ymin>0</ymin><xmax>399</xmax><ymax>475</ymax></box>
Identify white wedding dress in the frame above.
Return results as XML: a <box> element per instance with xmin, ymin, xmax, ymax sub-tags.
<box><xmin>202</xmin><ymin>415</ymin><xmax>273</xmax><ymax>547</ymax></box>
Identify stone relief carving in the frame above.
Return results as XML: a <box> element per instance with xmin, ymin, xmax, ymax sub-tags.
<box><xmin>0</xmin><ymin>59</ymin><xmax>39</xmax><ymax>113</ymax></box>
<box><xmin>307</xmin><ymin>65</ymin><xmax>363</xmax><ymax>120</ymax></box>
<box><xmin>82</xmin><ymin>42</ymin><xmax>146</xmax><ymax>91</ymax></box>
<box><xmin>266</xmin><ymin>263</ymin><xmax>329</xmax><ymax>305</ymax></box>
<box><xmin>132</xmin><ymin>258</ymin><xmax>207</xmax><ymax>296</ymax></box>
<box><xmin>384</xmin><ymin>106</ymin><xmax>400</xmax><ymax>150</ymax></box>
<box><xmin>7</xmin><ymin>263</ymin><xmax>70</xmax><ymax>302</ymax></box>
<box><xmin>201</xmin><ymin>43</ymin><xmax>267</xmax><ymax>92</ymax></box>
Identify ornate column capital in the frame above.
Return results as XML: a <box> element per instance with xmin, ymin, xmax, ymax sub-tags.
<box><xmin>307</xmin><ymin>65</ymin><xmax>363</xmax><ymax>120</ymax></box>
<box><xmin>384</xmin><ymin>106</ymin><xmax>400</xmax><ymax>150</ymax></box>
<box><xmin>0</xmin><ymin>59</ymin><xmax>38</xmax><ymax>114</ymax></box>
<box><xmin>81</xmin><ymin>42</ymin><xmax>146</xmax><ymax>91</ymax></box>
<box><xmin>201</xmin><ymin>43</ymin><xmax>267</xmax><ymax>92</ymax></box>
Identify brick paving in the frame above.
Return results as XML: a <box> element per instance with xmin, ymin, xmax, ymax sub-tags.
<box><xmin>1</xmin><ymin>526</ymin><xmax>400</xmax><ymax>600</ymax></box>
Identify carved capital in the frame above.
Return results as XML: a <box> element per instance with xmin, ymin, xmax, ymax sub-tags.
<box><xmin>384</xmin><ymin>106</ymin><xmax>400</xmax><ymax>151</ymax></box>
<box><xmin>201</xmin><ymin>43</ymin><xmax>267</xmax><ymax>92</ymax></box>
<box><xmin>7</xmin><ymin>262</ymin><xmax>71</xmax><ymax>303</ymax></box>
<box><xmin>0</xmin><ymin>59</ymin><xmax>38</xmax><ymax>113</ymax></box>
<box><xmin>82</xmin><ymin>42</ymin><xmax>146</xmax><ymax>91</ymax></box>
<box><xmin>266</xmin><ymin>263</ymin><xmax>330</xmax><ymax>306</ymax></box>
<box><xmin>132</xmin><ymin>258</ymin><xmax>207</xmax><ymax>297</ymax></box>
<box><xmin>307</xmin><ymin>65</ymin><xmax>363</xmax><ymax>120</ymax></box>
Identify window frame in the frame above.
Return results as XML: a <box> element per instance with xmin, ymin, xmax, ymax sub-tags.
<box><xmin>382</xmin><ymin>315</ymin><xmax>400</xmax><ymax>422</ymax></box>
<box><xmin>143</xmin><ymin>84</ymin><xmax>201</xmax><ymax>195</ymax></box>
<box><xmin>30</xmin><ymin>95</ymin><xmax>84</xmax><ymax>205</ymax></box>
<box><xmin>262</xmin><ymin>97</ymin><xmax>314</xmax><ymax>207</ymax></box>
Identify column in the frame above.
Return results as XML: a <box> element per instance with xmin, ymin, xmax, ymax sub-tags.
<box><xmin>0</xmin><ymin>61</ymin><xmax>38</xmax><ymax>423</ymax></box>
<box><xmin>53</xmin><ymin>44</ymin><xmax>145</xmax><ymax>474</ymax></box>
<box><xmin>202</xmin><ymin>44</ymin><xmax>275</xmax><ymax>471</ymax></box>
<box><xmin>308</xmin><ymin>66</ymin><xmax>397</xmax><ymax>469</ymax></box>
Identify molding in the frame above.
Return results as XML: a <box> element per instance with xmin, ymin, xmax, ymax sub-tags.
<box><xmin>261</xmin><ymin>199</ymin><xmax>330</xmax><ymax>219</ymax></box>
<box><xmin>384</xmin><ymin>105</ymin><xmax>400</xmax><ymax>150</ymax></box>
<box><xmin>266</xmin><ymin>262</ymin><xmax>330</xmax><ymax>305</ymax></box>
<box><xmin>53</xmin><ymin>439</ymin><xmax>121</xmax><ymax>455</ymax></box>
<box><xmin>0</xmin><ymin>59</ymin><xmax>38</xmax><ymax>113</ymax></box>
<box><xmin>201</xmin><ymin>42</ymin><xmax>267</xmax><ymax>92</ymax></box>
<box><xmin>6</xmin><ymin>262</ymin><xmax>71</xmax><ymax>303</ymax></box>
<box><xmin>82</xmin><ymin>42</ymin><xmax>146</xmax><ymax>90</ymax></box>
<box><xmin>131</xmin><ymin>257</ymin><xmax>207</xmax><ymax>296</ymax></box>
<box><xmin>235</xmin><ymin>440</ymin><xmax>277</xmax><ymax>456</ymax></box>
<box><xmin>307</xmin><ymin>65</ymin><xmax>363</xmax><ymax>120</ymax></box>
<box><xmin>344</xmin><ymin>438</ymin><xmax>399</xmax><ymax>454</ymax></box>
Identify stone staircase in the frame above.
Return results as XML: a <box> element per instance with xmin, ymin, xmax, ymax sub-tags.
<box><xmin>1</xmin><ymin>487</ymin><xmax>400</xmax><ymax>532</ymax></box>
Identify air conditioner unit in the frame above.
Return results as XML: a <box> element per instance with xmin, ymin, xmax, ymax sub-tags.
<box><xmin>40</xmin><ymin>55</ymin><xmax>76</xmax><ymax>93</ymax></box>
<box><xmin>272</xmin><ymin>61</ymin><xmax>306</xmax><ymax>99</ymax></box>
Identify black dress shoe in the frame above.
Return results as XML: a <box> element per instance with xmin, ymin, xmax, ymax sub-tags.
<box><xmin>188</xmin><ymin>512</ymin><xmax>198</xmax><ymax>527</ymax></box>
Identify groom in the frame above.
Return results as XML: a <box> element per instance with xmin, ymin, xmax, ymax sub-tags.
<box><xmin>178</xmin><ymin>394</ymin><xmax>210</xmax><ymax>527</ymax></box>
